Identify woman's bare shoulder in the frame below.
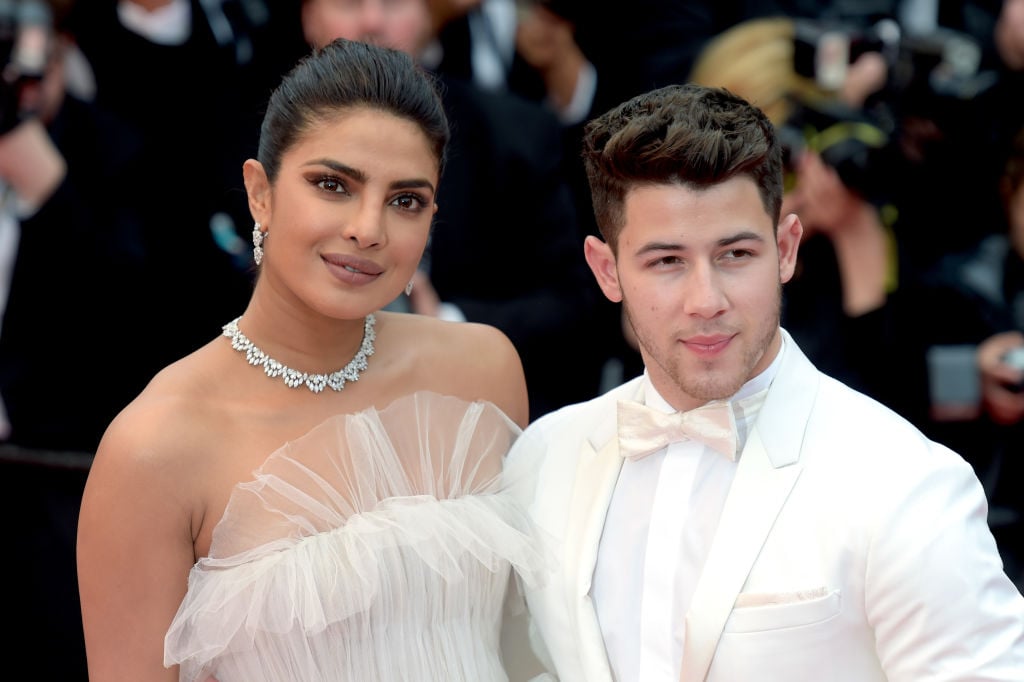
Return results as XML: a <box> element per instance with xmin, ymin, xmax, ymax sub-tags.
<box><xmin>77</xmin><ymin>345</ymin><xmax>245</xmax><ymax>609</ymax></box>
<box><xmin>94</xmin><ymin>345</ymin><xmax>227</xmax><ymax>473</ymax></box>
<box><xmin>377</xmin><ymin>313</ymin><xmax>529</xmax><ymax>425</ymax></box>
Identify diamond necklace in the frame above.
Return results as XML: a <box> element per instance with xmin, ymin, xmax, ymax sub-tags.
<box><xmin>222</xmin><ymin>314</ymin><xmax>376</xmax><ymax>393</ymax></box>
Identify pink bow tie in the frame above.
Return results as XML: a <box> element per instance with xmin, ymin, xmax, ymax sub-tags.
<box><xmin>617</xmin><ymin>399</ymin><xmax>738</xmax><ymax>461</ymax></box>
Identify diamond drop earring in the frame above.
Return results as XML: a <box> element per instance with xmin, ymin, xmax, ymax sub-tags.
<box><xmin>405</xmin><ymin>280</ymin><xmax>414</xmax><ymax>296</ymax></box>
<box><xmin>252</xmin><ymin>223</ymin><xmax>266</xmax><ymax>265</ymax></box>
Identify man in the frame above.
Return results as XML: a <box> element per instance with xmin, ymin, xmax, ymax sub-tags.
<box><xmin>509</xmin><ymin>83</ymin><xmax>1024</xmax><ymax>681</ymax></box>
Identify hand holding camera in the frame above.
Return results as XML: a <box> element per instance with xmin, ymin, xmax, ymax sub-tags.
<box><xmin>1001</xmin><ymin>345</ymin><xmax>1024</xmax><ymax>393</ymax></box>
<box><xmin>977</xmin><ymin>331</ymin><xmax>1024</xmax><ymax>425</ymax></box>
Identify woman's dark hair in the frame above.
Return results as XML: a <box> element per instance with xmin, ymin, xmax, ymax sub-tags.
<box><xmin>257</xmin><ymin>38</ymin><xmax>449</xmax><ymax>182</ymax></box>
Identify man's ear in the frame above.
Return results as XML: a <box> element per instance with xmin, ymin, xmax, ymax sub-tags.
<box><xmin>584</xmin><ymin>235</ymin><xmax>623</xmax><ymax>303</ymax></box>
<box><xmin>777</xmin><ymin>212</ymin><xmax>803</xmax><ymax>284</ymax></box>
<box><xmin>242</xmin><ymin>159</ymin><xmax>270</xmax><ymax>225</ymax></box>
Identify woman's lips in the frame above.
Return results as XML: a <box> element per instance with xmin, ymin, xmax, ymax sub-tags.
<box><xmin>321</xmin><ymin>254</ymin><xmax>383</xmax><ymax>285</ymax></box>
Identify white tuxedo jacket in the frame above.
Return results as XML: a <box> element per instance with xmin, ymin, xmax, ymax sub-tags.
<box><xmin>510</xmin><ymin>330</ymin><xmax>1024</xmax><ymax>681</ymax></box>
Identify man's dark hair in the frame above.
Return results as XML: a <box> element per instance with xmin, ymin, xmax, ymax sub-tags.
<box><xmin>582</xmin><ymin>83</ymin><xmax>783</xmax><ymax>251</ymax></box>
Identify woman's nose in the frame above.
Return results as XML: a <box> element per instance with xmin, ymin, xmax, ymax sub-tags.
<box><xmin>342</xmin><ymin>201</ymin><xmax>386</xmax><ymax>248</ymax></box>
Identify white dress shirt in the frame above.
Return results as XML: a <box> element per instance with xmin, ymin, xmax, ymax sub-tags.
<box><xmin>118</xmin><ymin>0</ymin><xmax>191</xmax><ymax>45</ymax></box>
<box><xmin>592</xmin><ymin>342</ymin><xmax>783</xmax><ymax>682</ymax></box>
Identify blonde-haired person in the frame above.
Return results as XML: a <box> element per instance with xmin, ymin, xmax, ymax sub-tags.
<box><xmin>78</xmin><ymin>38</ymin><xmax>551</xmax><ymax>682</ymax></box>
<box><xmin>689</xmin><ymin>16</ymin><xmax>889</xmax><ymax>126</ymax></box>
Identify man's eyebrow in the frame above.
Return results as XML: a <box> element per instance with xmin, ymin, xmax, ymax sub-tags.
<box><xmin>719</xmin><ymin>230</ymin><xmax>764</xmax><ymax>246</ymax></box>
<box><xmin>633</xmin><ymin>230</ymin><xmax>764</xmax><ymax>255</ymax></box>
<box><xmin>635</xmin><ymin>240</ymin><xmax>683</xmax><ymax>256</ymax></box>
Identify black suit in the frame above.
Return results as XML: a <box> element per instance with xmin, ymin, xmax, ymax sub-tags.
<box><xmin>552</xmin><ymin>0</ymin><xmax>781</xmax><ymax>119</ymax></box>
<box><xmin>67</xmin><ymin>0</ymin><xmax>308</xmax><ymax>371</ymax></box>
<box><xmin>0</xmin><ymin>94</ymin><xmax>153</xmax><ymax>452</ymax></box>
<box><xmin>0</xmin><ymin>92</ymin><xmax>152</xmax><ymax>682</ymax></box>
<box><xmin>429</xmin><ymin>73</ymin><xmax>609</xmax><ymax>420</ymax></box>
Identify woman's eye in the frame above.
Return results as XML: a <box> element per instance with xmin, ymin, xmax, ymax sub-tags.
<box><xmin>316</xmin><ymin>177</ymin><xmax>347</xmax><ymax>193</ymax></box>
<box><xmin>391</xmin><ymin>193</ymin><xmax>427</xmax><ymax>211</ymax></box>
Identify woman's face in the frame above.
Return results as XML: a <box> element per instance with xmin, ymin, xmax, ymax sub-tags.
<box><xmin>255</xmin><ymin>107</ymin><xmax>439</xmax><ymax>318</ymax></box>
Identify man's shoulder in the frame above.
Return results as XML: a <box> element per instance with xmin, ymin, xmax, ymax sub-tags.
<box><xmin>506</xmin><ymin>377</ymin><xmax>641</xmax><ymax>494</ymax></box>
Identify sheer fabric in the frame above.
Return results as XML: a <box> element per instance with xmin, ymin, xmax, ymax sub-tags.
<box><xmin>164</xmin><ymin>392</ymin><xmax>548</xmax><ymax>682</ymax></box>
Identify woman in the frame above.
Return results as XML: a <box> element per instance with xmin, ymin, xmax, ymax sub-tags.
<box><xmin>77</xmin><ymin>38</ymin><xmax>549</xmax><ymax>681</ymax></box>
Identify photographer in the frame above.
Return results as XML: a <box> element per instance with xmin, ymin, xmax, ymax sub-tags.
<box><xmin>917</xmin><ymin>123</ymin><xmax>1024</xmax><ymax>589</ymax></box>
<box><xmin>0</xmin><ymin>0</ymin><xmax>154</xmax><ymax>452</ymax></box>
<box><xmin>0</xmin><ymin>2</ymin><xmax>166</xmax><ymax>679</ymax></box>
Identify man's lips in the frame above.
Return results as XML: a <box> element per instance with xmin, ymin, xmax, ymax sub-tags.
<box><xmin>683</xmin><ymin>335</ymin><xmax>733</xmax><ymax>355</ymax></box>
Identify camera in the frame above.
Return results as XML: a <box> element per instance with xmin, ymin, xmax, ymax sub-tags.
<box><xmin>792</xmin><ymin>18</ymin><xmax>994</xmax><ymax>109</ymax></box>
<box><xmin>779</xmin><ymin>96</ymin><xmax>889</xmax><ymax>202</ymax></box>
<box><xmin>1</xmin><ymin>0</ymin><xmax>51</xmax><ymax>80</ymax></box>
<box><xmin>0</xmin><ymin>0</ymin><xmax>52</xmax><ymax>133</ymax></box>
<box><xmin>1001</xmin><ymin>346</ymin><xmax>1024</xmax><ymax>393</ymax></box>
<box><xmin>784</xmin><ymin>18</ymin><xmax>999</xmax><ymax>200</ymax></box>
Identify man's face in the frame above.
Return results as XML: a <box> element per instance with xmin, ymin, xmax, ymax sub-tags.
<box><xmin>585</xmin><ymin>177</ymin><xmax>802</xmax><ymax>411</ymax></box>
<box><xmin>302</xmin><ymin>0</ymin><xmax>433</xmax><ymax>55</ymax></box>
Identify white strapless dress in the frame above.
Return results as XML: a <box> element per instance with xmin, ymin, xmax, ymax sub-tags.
<box><xmin>164</xmin><ymin>392</ymin><xmax>551</xmax><ymax>682</ymax></box>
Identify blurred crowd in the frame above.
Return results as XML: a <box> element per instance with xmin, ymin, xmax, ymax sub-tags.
<box><xmin>1</xmin><ymin>0</ymin><xmax>1022</xmax><ymax>678</ymax></box>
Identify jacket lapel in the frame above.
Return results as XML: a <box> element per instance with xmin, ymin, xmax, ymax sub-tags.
<box><xmin>680</xmin><ymin>332</ymin><xmax>818</xmax><ymax>681</ymax></box>
<box><xmin>679</xmin><ymin>430</ymin><xmax>802</xmax><ymax>681</ymax></box>
<box><xmin>562</xmin><ymin>381</ymin><xmax>643</xmax><ymax>681</ymax></box>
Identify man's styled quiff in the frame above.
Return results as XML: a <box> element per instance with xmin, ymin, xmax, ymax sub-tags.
<box><xmin>581</xmin><ymin>83</ymin><xmax>784</xmax><ymax>251</ymax></box>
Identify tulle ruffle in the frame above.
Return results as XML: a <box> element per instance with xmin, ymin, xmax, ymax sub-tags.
<box><xmin>163</xmin><ymin>391</ymin><xmax>551</xmax><ymax>682</ymax></box>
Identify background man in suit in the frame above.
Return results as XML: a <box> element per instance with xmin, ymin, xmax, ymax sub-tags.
<box><xmin>300</xmin><ymin>0</ymin><xmax>609</xmax><ymax>421</ymax></box>
<box><xmin>508</xmin><ymin>82</ymin><xmax>1024</xmax><ymax>681</ymax></box>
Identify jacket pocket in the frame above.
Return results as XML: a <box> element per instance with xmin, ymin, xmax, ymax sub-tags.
<box><xmin>724</xmin><ymin>588</ymin><xmax>841</xmax><ymax>632</ymax></box>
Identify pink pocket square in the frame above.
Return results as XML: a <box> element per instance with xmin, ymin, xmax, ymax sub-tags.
<box><xmin>734</xmin><ymin>586</ymin><xmax>830</xmax><ymax>608</ymax></box>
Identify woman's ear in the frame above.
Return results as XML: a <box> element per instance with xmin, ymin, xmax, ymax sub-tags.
<box><xmin>242</xmin><ymin>159</ymin><xmax>270</xmax><ymax>225</ymax></box>
<box><xmin>584</xmin><ymin>235</ymin><xmax>623</xmax><ymax>303</ymax></box>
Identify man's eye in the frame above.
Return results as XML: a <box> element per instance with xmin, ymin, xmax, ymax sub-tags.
<box><xmin>650</xmin><ymin>256</ymin><xmax>682</xmax><ymax>267</ymax></box>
